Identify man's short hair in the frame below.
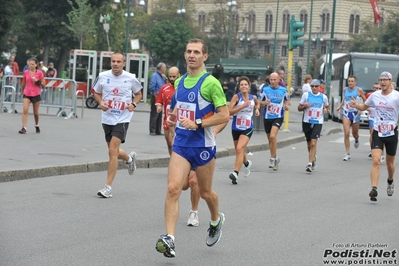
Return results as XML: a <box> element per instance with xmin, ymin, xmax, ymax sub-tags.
<box><xmin>157</xmin><ymin>62</ymin><xmax>166</xmax><ymax>70</ymax></box>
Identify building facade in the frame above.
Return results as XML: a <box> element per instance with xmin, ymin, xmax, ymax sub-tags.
<box><xmin>152</xmin><ymin>0</ymin><xmax>398</xmax><ymax>86</ymax></box>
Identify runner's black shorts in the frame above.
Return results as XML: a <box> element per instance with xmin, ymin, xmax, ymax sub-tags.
<box><xmin>371</xmin><ymin>127</ymin><xmax>398</xmax><ymax>156</ymax></box>
<box><xmin>102</xmin><ymin>123</ymin><xmax>129</xmax><ymax>143</ymax></box>
<box><xmin>23</xmin><ymin>94</ymin><xmax>41</xmax><ymax>103</ymax></box>
<box><xmin>263</xmin><ymin>118</ymin><xmax>284</xmax><ymax>133</ymax></box>
<box><xmin>302</xmin><ymin>122</ymin><xmax>322</xmax><ymax>142</ymax></box>
<box><xmin>231</xmin><ymin>128</ymin><xmax>253</xmax><ymax>141</ymax></box>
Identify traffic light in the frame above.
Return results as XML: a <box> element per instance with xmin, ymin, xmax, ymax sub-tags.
<box><xmin>289</xmin><ymin>16</ymin><xmax>305</xmax><ymax>49</ymax></box>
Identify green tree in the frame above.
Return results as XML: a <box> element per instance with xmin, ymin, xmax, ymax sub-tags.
<box><xmin>348</xmin><ymin>11</ymin><xmax>399</xmax><ymax>54</ymax></box>
<box><xmin>147</xmin><ymin>20</ymin><xmax>193</xmax><ymax>66</ymax></box>
<box><xmin>63</xmin><ymin>0</ymin><xmax>97</xmax><ymax>49</ymax></box>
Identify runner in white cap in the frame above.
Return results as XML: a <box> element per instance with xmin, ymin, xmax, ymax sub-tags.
<box><xmin>350</xmin><ymin>71</ymin><xmax>398</xmax><ymax>201</ymax></box>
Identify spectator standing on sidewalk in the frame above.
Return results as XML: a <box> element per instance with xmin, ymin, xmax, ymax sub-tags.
<box><xmin>156</xmin><ymin>38</ymin><xmax>229</xmax><ymax>258</ymax></box>
<box><xmin>19</xmin><ymin>58</ymin><xmax>45</xmax><ymax>134</ymax></box>
<box><xmin>297</xmin><ymin>79</ymin><xmax>329</xmax><ymax>173</ymax></box>
<box><xmin>228</xmin><ymin>76</ymin><xmax>260</xmax><ymax>184</ymax></box>
<box><xmin>149</xmin><ymin>62</ymin><xmax>167</xmax><ymax>136</ymax></box>
<box><xmin>93</xmin><ymin>52</ymin><xmax>142</xmax><ymax>198</ymax></box>
<box><xmin>9</xmin><ymin>55</ymin><xmax>19</xmax><ymax>76</ymax></box>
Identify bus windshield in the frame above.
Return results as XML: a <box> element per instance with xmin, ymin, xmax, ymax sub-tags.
<box><xmin>352</xmin><ymin>58</ymin><xmax>399</xmax><ymax>93</ymax></box>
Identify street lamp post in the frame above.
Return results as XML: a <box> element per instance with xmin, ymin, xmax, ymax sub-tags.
<box><xmin>177</xmin><ymin>0</ymin><xmax>186</xmax><ymax>16</ymax></box>
<box><xmin>272</xmin><ymin>0</ymin><xmax>280</xmax><ymax>69</ymax></box>
<box><xmin>312</xmin><ymin>27</ymin><xmax>323</xmax><ymax>52</ymax></box>
<box><xmin>378</xmin><ymin>8</ymin><xmax>384</xmax><ymax>53</ymax></box>
<box><xmin>325</xmin><ymin>0</ymin><xmax>337</xmax><ymax>121</ymax></box>
<box><xmin>240</xmin><ymin>17</ymin><xmax>250</xmax><ymax>59</ymax></box>
<box><xmin>226</xmin><ymin>0</ymin><xmax>237</xmax><ymax>58</ymax></box>
<box><xmin>99</xmin><ymin>14</ymin><xmax>111</xmax><ymax>51</ymax></box>
<box><xmin>306</xmin><ymin>0</ymin><xmax>313</xmax><ymax>74</ymax></box>
<box><xmin>115</xmin><ymin>0</ymin><xmax>145</xmax><ymax>54</ymax></box>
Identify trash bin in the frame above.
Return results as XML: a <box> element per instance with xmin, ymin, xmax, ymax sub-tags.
<box><xmin>61</xmin><ymin>71</ymin><xmax>66</xmax><ymax>79</ymax></box>
<box><xmin>253</xmin><ymin>105</ymin><xmax>265</xmax><ymax>131</ymax></box>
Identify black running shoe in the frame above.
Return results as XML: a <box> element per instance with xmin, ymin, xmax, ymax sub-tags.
<box><xmin>19</xmin><ymin>127</ymin><xmax>26</xmax><ymax>134</ymax></box>
<box><xmin>35</xmin><ymin>126</ymin><xmax>40</xmax><ymax>133</ymax></box>
<box><xmin>369</xmin><ymin>188</ymin><xmax>378</xmax><ymax>202</ymax></box>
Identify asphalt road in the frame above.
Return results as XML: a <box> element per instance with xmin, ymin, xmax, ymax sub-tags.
<box><xmin>1</xmin><ymin>128</ymin><xmax>398</xmax><ymax>266</ymax></box>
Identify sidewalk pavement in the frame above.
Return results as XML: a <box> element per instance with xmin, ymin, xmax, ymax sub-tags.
<box><xmin>0</xmin><ymin>97</ymin><xmax>341</xmax><ymax>182</ymax></box>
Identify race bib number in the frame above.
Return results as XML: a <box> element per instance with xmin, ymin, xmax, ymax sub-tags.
<box><xmin>236</xmin><ymin>116</ymin><xmax>251</xmax><ymax>129</ymax></box>
<box><xmin>378</xmin><ymin>123</ymin><xmax>396</xmax><ymax>137</ymax></box>
<box><xmin>307</xmin><ymin>108</ymin><xmax>322</xmax><ymax>119</ymax></box>
<box><xmin>267</xmin><ymin>103</ymin><xmax>281</xmax><ymax>115</ymax></box>
<box><xmin>176</xmin><ymin>102</ymin><xmax>196</xmax><ymax>129</ymax></box>
<box><xmin>108</xmin><ymin>99</ymin><xmax>126</xmax><ymax>115</ymax></box>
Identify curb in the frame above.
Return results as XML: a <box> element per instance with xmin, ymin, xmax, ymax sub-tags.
<box><xmin>0</xmin><ymin>127</ymin><xmax>341</xmax><ymax>183</ymax></box>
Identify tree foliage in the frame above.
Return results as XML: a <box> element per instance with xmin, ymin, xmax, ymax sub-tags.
<box><xmin>63</xmin><ymin>0</ymin><xmax>97</xmax><ymax>49</ymax></box>
<box><xmin>147</xmin><ymin>20</ymin><xmax>193</xmax><ymax>66</ymax></box>
<box><xmin>348</xmin><ymin>10</ymin><xmax>399</xmax><ymax>54</ymax></box>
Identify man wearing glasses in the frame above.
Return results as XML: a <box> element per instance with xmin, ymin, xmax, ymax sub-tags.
<box><xmin>335</xmin><ymin>75</ymin><xmax>366</xmax><ymax>161</ymax></box>
<box><xmin>350</xmin><ymin>71</ymin><xmax>398</xmax><ymax>201</ymax></box>
<box><xmin>297</xmin><ymin>79</ymin><xmax>329</xmax><ymax>173</ymax></box>
<box><xmin>365</xmin><ymin>83</ymin><xmax>385</xmax><ymax>162</ymax></box>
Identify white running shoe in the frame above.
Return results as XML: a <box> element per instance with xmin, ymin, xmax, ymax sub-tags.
<box><xmin>343</xmin><ymin>154</ymin><xmax>351</xmax><ymax>161</ymax></box>
<box><xmin>269</xmin><ymin>158</ymin><xmax>275</xmax><ymax>168</ymax></box>
<box><xmin>306</xmin><ymin>163</ymin><xmax>312</xmax><ymax>173</ymax></box>
<box><xmin>127</xmin><ymin>151</ymin><xmax>137</xmax><ymax>175</ymax></box>
<box><xmin>354</xmin><ymin>140</ymin><xmax>360</xmax><ymax>149</ymax></box>
<box><xmin>381</xmin><ymin>155</ymin><xmax>386</xmax><ymax>163</ymax></box>
<box><xmin>186</xmin><ymin>210</ymin><xmax>199</xmax><ymax>227</ymax></box>
<box><xmin>311</xmin><ymin>156</ymin><xmax>317</xmax><ymax>171</ymax></box>
<box><xmin>243</xmin><ymin>160</ymin><xmax>252</xmax><ymax>177</ymax></box>
<box><xmin>97</xmin><ymin>185</ymin><xmax>112</xmax><ymax>198</ymax></box>
<box><xmin>387</xmin><ymin>181</ymin><xmax>394</xmax><ymax>196</ymax></box>
<box><xmin>273</xmin><ymin>156</ymin><xmax>280</xmax><ymax>171</ymax></box>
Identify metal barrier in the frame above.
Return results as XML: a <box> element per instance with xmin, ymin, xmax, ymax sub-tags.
<box><xmin>75</xmin><ymin>90</ymin><xmax>85</xmax><ymax>118</ymax></box>
<box><xmin>1</xmin><ymin>75</ymin><xmax>80</xmax><ymax>118</ymax></box>
<box><xmin>0</xmin><ymin>85</ymin><xmax>16</xmax><ymax>113</ymax></box>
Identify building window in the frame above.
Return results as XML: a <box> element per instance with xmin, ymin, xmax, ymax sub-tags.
<box><xmin>233</xmin><ymin>13</ymin><xmax>240</xmax><ymax>33</ymax></box>
<box><xmin>282</xmin><ymin>12</ymin><xmax>290</xmax><ymax>33</ymax></box>
<box><xmin>298</xmin><ymin>46</ymin><xmax>304</xmax><ymax>57</ymax></box>
<box><xmin>349</xmin><ymin>14</ymin><xmax>360</xmax><ymax>33</ymax></box>
<box><xmin>248</xmin><ymin>12</ymin><xmax>256</xmax><ymax>32</ymax></box>
<box><xmin>281</xmin><ymin>45</ymin><xmax>287</xmax><ymax>57</ymax></box>
<box><xmin>321</xmin><ymin>12</ymin><xmax>330</xmax><ymax>32</ymax></box>
<box><xmin>264</xmin><ymin>45</ymin><xmax>270</xmax><ymax>54</ymax></box>
<box><xmin>198</xmin><ymin>13</ymin><xmax>206</xmax><ymax>31</ymax></box>
<box><xmin>265</xmin><ymin>12</ymin><xmax>273</xmax><ymax>32</ymax></box>
<box><xmin>300</xmin><ymin>11</ymin><xmax>308</xmax><ymax>32</ymax></box>
<box><xmin>321</xmin><ymin>46</ymin><xmax>327</xmax><ymax>54</ymax></box>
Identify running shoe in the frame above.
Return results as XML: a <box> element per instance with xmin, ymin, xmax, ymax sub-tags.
<box><xmin>243</xmin><ymin>160</ymin><xmax>252</xmax><ymax>177</ymax></box>
<box><xmin>229</xmin><ymin>172</ymin><xmax>238</xmax><ymax>185</ymax></box>
<box><xmin>206</xmin><ymin>213</ymin><xmax>225</xmax><ymax>247</ymax></box>
<box><xmin>35</xmin><ymin>126</ymin><xmax>40</xmax><ymax>133</ymax></box>
<box><xmin>354</xmin><ymin>139</ymin><xmax>360</xmax><ymax>149</ymax></box>
<box><xmin>343</xmin><ymin>154</ymin><xmax>351</xmax><ymax>161</ymax></box>
<box><xmin>273</xmin><ymin>156</ymin><xmax>280</xmax><ymax>171</ymax></box>
<box><xmin>127</xmin><ymin>151</ymin><xmax>137</xmax><ymax>175</ymax></box>
<box><xmin>306</xmin><ymin>163</ymin><xmax>312</xmax><ymax>173</ymax></box>
<box><xmin>97</xmin><ymin>185</ymin><xmax>112</xmax><ymax>198</ymax></box>
<box><xmin>387</xmin><ymin>181</ymin><xmax>394</xmax><ymax>196</ymax></box>
<box><xmin>381</xmin><ymin>155</ymin><xmax>386</xmax><ymax>163</ymax></box>
<box><xmin>368</xmin><ymin>152</ymin><xmax>372</xmax><ymax>158</ymax></box>
<box><xmin>269</xmin><ymin>158</ymin><xmax>275</xmax><ymax>168</ymax></box>
<box><xmin>369</xmin><ymin>188</ymin><xmax>378</xmax><ymax>202</ymax></box>
<box><xmin>18</xmin><ymin>127</ymin><xmax>26</xmax><ymax>134</ymax></box>
<box><xmin>186</xmin><ymin>210</ymin><xmax>199</xmax><ymax>227</ymax></box>
<box><xmin>311</xmin><ymin>156</ymin><xmax>317</xmax><ymax>170</ymax></box>
<box><xmin>156</xmin><ymin>234</ymin><xmax>176</xmax><ymax>258</ymax></box>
